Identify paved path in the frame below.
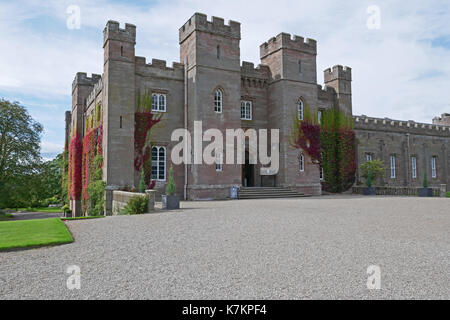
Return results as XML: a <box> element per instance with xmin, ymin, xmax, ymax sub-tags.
<box><xmin>0</xmin><ymin>196</ymin><xmax>448</xmax><ymax>299</ymax></box>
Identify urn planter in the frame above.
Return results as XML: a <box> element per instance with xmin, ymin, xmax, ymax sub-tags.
<box><xmin>162</xmin><ymin>194</ymin><xmax>180</xmax><ymax>210</ymax></box>
<box><xmin>418</xmin><ymin>188</ymin><xmax>433</xmax><ymax>197</ymax></box>
<box><xmin>363</xmin><ymin>187</ymin><xmax>376</xmax><ymax>196</ymax></box>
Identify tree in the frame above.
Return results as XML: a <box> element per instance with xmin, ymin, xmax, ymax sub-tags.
<box><xmin>0</xmin><ymin>99</ymin><xmax>43</xmax><ymax>207</ymax></box>
<box><xmin>165</xmin><ymin>166</ymin><xmax>176</xmax><ymax>195</ymax></box>
<box><xmin>360</xmin><ymin>160</ymin><xmax>384</xmax><ymax>187</ymax></box>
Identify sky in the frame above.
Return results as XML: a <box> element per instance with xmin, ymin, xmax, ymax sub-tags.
<box><xmin>1</xmin><ymin>0</ymin><xmax>450</xmax><ymax>160</ymax></box>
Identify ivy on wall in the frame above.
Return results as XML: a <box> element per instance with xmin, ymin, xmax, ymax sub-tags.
<box><xmin>134</xmin><ymin>92</ymin><xmax>162</xmax><ymax>189</ymax></box>
<box><xmin>68</xmin><ymin>133</ymin><xmax>82</xmax><ymax>201</ymax></box>
<box><xmin>290</xmin><ymin>103</ymin><xmax>356</xmax><ymax>193</ymax></box>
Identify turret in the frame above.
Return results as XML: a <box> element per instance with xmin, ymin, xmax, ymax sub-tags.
<box><xmin>324</xmin><ymin>65</ymin><xmax>352</xmax><ymax>115</ymax></box>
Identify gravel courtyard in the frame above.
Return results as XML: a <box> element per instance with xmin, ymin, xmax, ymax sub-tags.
<box><xmin>1</xmin><ymin>196</ymin><xmax>449</xmax><ymax>300</ymax></box>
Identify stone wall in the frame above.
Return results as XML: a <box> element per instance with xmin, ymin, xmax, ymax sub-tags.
<box><xmin>111</xmin><ymin>190</ymin><xmax>155</xmax><ymax>215</ymax></box>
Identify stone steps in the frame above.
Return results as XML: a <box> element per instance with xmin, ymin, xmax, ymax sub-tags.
<box><xmin>238</xmin><ymin>187</ymin><xmax>309</xmax><ymax>199</ymax></box>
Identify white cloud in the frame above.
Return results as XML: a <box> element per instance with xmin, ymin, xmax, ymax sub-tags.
<box><xmin>2</xmin><ymin>0</ymin><xmax>450</xmax><ymax>157</ymax></box>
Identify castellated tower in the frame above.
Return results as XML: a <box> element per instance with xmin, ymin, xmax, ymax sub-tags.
<box><xmin>102</xmin><ymin>21</ymin><xmax>136</xmax><ymax>189</ymax></box>
<box><xmin>324</xmin><ymin>65</ymin><xmax>352</xmax><ymax>115</ymax></box>
<box><xmin>259</xmin><ymin>33</ymin><xmax>322</xmax><ymax>194</ymax></box>
<box><xmin>179</xmin><ymin>13</ymin><xmax>242</xmax><ymax>199</ymax></box>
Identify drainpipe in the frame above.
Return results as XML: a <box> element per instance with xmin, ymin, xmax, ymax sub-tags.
<box><xmin>184</xmin><ymin>57</ymin><xmax>188</xmax><ymax>201</ymax></box>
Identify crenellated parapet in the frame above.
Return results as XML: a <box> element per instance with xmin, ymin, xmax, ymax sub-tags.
<box><xmin>324</xmin><ymin>65</ymin><xmax>352</xmax><ymax>83</ymax></box>
<box><xmin>240</xmin><ymin>61</ymin><xmax>270</xmax><ymax>80</ymax></box>
<box><xmin>103</xmin><ymin>20</ymin><xmax>136</xmax><ymax>46</ymax></box>
<box><xmin>86</xmin><ymin>76</ymin><xmax>103</xmax><ymax>107</ymax></box>
<box><xmin>179</xmin><ymin>12</ymin><xmax>241</xmax><ymax>44</ymax></box>
<box><xmin>354</xmin><ymin>115</ymin><xmax>450</xmax><ymax>137</ymax></box>
<box><xmin>317</xmin><ymin>84</ymin><xmax>336</xmax><ymax>101</ymax></box>
<box><xmin>260</xmin><ymin>32</ymin><xmax>317</xmax><ymax>59</ymax></box>
<box><xmin>72</xmin><ymin>72</ymin><xmax>101</xmax><ymax>93</ymax></box>
<box><xmin>135</xmin><ymin>57</ymin><xmax>184</xmax><ymax>80</ymax></box>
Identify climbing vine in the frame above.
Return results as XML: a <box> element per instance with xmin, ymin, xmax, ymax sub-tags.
<box><xmin>134</xmin><ymin>92</ymin><xmax>162</xmax><ymax>189</ymax></box>
<box><xmin>290</xmin><ymin>103</ymin><xmax>356</xmax><ymax>193</ymax></box>
<box><xmin>68</xmin><ymin>133</ymin><xmax>82</xmax><ymax>201</ymax></box>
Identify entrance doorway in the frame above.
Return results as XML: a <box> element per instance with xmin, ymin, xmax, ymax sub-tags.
<box><xmin>242</xmin><ymin>151</ymin><xmax>254</xmax><ymax>187</ymax></box>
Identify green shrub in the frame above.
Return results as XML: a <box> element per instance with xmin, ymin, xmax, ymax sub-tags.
<box><xmin>165</xmin><ymin>166</ymin><xmax>176</xmax><ymax>195</ymax></box>
<box><xmin>86</xmin><ymin>156</ymin><xmax>106</xmax><ymax>216</ymax></box>
<box><xmin>446</xmin><ymin>192</ymin><xmax>450</xmax><ymax>198</ymax></box>
<box><xmin>360</xmin><ymin>160</ymin><xmax>384</xmax><ymax>188</ymax></box>
<box><xmin>122</xmin><ymin>195</ymin><xmax>148</xmax><ymax>215</ymax></box>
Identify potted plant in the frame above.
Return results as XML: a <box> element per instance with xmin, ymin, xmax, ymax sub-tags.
<box><xmin>162</xmin><ymin>166</ymin><xmax>180</xmax><ymax>210</ymax></box>
<box><xmin>359</xmin><ymin>160</ymin><xmax>384</xmax><ymax>196</ymax></box>
<box><xmin>418</xmin><ymin>172</ymin><xmax>433</xmax><ymax>197</ymax></box>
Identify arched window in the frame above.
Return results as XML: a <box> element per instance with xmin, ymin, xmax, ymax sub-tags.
<box><xmin>299</xmin><ymin>154</ymin><xmax>305</xmax><ymax>172</ymax></box>
<box><xmin>214</xmin><ymin>89</ymin><xmax>222</xmax><ymax>113</ymax></box>
<box><xmin>298</xmin><ymin>100</ymin><xmax>304</xmax><ymax>120</ymax></box>
<box><xmin>151</xmin><ymin>93</ymin><xmax>167</xmax><ymax>112</ymax></box>
<box><xmin>151</xmin><ymin>146</ymin><xmax>166</xmax><ymax>181</ymax></box>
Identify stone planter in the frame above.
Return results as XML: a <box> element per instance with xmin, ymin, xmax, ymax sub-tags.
<box><xmin>363</xmin><ymin>187</ymin><xmax>376</xmax><ymax>196</ymax></box>
<box><xmin>418</xmin><ymin>188</ymin><xmax>433</xmax><ymax>197</ymax></box>
<box><xmin>162</xmin><ymin>195</ymin><xmax>180</xmax><ymax>210</ymax></box>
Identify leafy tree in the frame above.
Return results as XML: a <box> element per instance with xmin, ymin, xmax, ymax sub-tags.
<box><xmin>86</xmin><ymin>155</ymin><xmax>105</xmax><ymax>215</ymax></box>
<box><xmin>0</xmin><ymin>99</ymin><xmax>43</xmax><ymax>208</ymax></box>
<box><xmin>360</xmin><ymin>160</ymin><xmax>384</xmax><ymax>187</ymax></box>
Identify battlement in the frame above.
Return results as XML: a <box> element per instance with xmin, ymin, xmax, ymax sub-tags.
<box><xmin>240</xmin><ymin>61</ymin><xmax>270</xmax><ymax>79</ymax></box>
<box><xmin>324</xmin><ymin>65</ymin><xmax>352</xmax><ymax>83</ymax></box>
<box><xmin>135</xmin><ymin>57</ymin><xmax>184</xmax><ymax>80</ymax></box>
<box><xmin>72</xmin><ymin>72</ymin><xmax>101</xmax><ymax>93</ymax></box>
<box><xmin>179</xmin><ymin>13</ymin><xmax>241</xmax><ymax>44</ymax></box>
<box><xmin>432</xmin><ymin>113</ymin><xmax>450</xmax><ymax>126</ymax></box>
<box><xmin>260</xmin><ymin>32</ymin><xmax>317</xmax><ymax>59</ymax></box>
<box><xmin>86</xmin><ymin>76</ymin><xmax>103</xmax><ymax>107</ymax></box>
<box><xmin>317</xmin><ymin>84</ymin><xmax>336</xmax><ymax>101</ymax></box>
<box><xmin>354</xmin><ymin>115</ymin><xmax>450</xmax><ymax>137</ymax></box>
<box><xmin>103</xmin><ymin>20</ymin><xmax>136</xmax><ymax>46</ymax></box>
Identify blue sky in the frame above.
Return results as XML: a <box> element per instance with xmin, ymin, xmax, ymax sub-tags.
<box><xmin>1</xmin><ymin>0</ymin><xmax>450</xmax><ymax>159</ymax></box>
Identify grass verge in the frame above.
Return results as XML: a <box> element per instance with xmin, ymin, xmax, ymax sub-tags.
<box><xmin>0</xmin><ymin>218</ymin><xmax>73</xmax><ymax>251</ymax></box>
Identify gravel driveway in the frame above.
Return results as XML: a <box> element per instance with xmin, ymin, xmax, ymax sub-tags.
<box><xmin>0</xmin><ymin>196</ymin><xmax>449</xmax><ymax>299</ymax></box>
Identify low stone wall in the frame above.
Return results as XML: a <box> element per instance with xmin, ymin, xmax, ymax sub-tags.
<box><xmin>112</xmin><ymin>190</ymin><xmax>155</xmax><ymax>215</ymax></box>
<box><xmin>352</xmin><ymin>186</ymin><xmax>443</xmax><ymax>197</ymax></box>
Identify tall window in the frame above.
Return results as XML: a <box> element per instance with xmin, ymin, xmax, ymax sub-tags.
<box><xmin>431</xmin><ymin>156</ymin><xmax>437</xmax><ymax>178</ymax></box>
<box><xmin>411</xmin><ymin>156</ymin><xmax>417</xmax><ymax>179</ymax></box>
<box><xmin>151</xmin><ymin>146</ymin><xmax>166</xmax><ymax>181</ymax></box>
<box><xmin>298</xmin><ymin>60</ymin><xmax>302</xmax><ymax>73</ymax></box>
<box><xmin>217</xmin><ymin>45</ymin><xmax>221</xmax><ymax>59</ymax></box>
<box><xmin>240</xmin><ymin>101</ymin><xmax>252</xmax><ymax>120</ymax></box>
<box><xmin>151</xmin><ymin>93</ymin><xmax>166</xmax><ymax>112</ymax></box>
<box><xmin>214</xmin><ymin>89</ymin><xmax>222</xmax><ymax>113</ymax></box>
<box><xmin>299</xmin><ymin>154</ymin><xmax>305</xmax><ymax>172</ymax></box>
<box><xmin>366</xmin><ymin>153</ymin><xmax>372</xmax><ymax>162</ymax></box>
<box><xmin>298</xmin><ymin>100</ymin><xmax>304</xmax><ymax>120</ymax></box>
<box><xmin>318</xmin><ymin>110</ymin><xmax>323</xmax><ymax>125</ymax></box>
<box><xmin>390</xmin><ymin>155</ymin><xmax>396</xmax><ymax>179</ymax></box>
<box><xmin>216</xmin><ymin>152</ymin><xmax>223</xmax><ymax>172</ymax></box>
<box><xmin>320</xmin><ymin>152</ymin><xmax>324</xmax><ymax>180</ymax></box>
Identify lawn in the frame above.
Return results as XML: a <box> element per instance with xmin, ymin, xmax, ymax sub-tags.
<box><xmin>0</xmin><ymin>218</ymin><xmax>73</xmax><ymax>250</ymax></box>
